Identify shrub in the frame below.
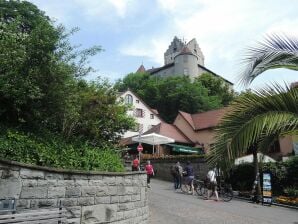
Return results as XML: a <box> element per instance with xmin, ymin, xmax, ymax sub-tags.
<box><xmin>230</xmin><ymin>163</ymin><xmax>255</xmax><ymax>191</ymax></box>
<box><xmin>0</xmin><ymin>128</ymin><xmax>124</xmax><ymax>172</ymax></box>
<box><xmin>230</xmin><ymin>157</ymin><xmax>298</xmax><ymax>196</ymax></box>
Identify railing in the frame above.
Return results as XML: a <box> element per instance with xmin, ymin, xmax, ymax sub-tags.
<box><xmin>141</xmin><ymin>153</ymin><xmax>205</xmax><ymax>160</ymax></box>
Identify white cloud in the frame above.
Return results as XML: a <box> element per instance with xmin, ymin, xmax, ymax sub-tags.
<box><xmin>120</xmin><ymin>36</ymin><xmax>168</xmax><ymax>64</ymax></box>
<box><xmin>121</xmin><ymin>0</ymin><xmax>298</xmax><ymax>85</ymax></box>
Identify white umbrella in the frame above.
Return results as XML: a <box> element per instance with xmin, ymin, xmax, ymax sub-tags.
<box><xmin>234</xmin><ymin>153</ymin><xmax>276</xmax><ymax>165</ymax></box>
<box><xmin>132</xmin><ymin>133</ymin><xmax>175</xmax><ymax>154</ymax></box>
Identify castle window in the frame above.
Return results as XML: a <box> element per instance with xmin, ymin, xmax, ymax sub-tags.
<box><xmin>174</xmin><ymin>47</ymin><xmax>177</xmax><ymax>52</ymax></box>
<box><xmin>124</xmin><ymin>94</ymin><xmax>133</xmax><ymax>105</ymax></box>
<box><xmin>150</xmin><ymin>114</ymin><xmax>154</xmax><ymax>119</ymax></box>
<box><xmin>136</xmin><ymin>99</ymin><xmax>139</xmax><ymax>103</ymax></box>
<box><xmin>183</xmin><ymin>68</ymin><xmax>189</xmax><ymax>75</ymax></box>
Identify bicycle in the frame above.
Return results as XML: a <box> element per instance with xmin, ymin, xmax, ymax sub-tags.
<box><xmin>181</xmin><ymin>176</ymin><xmax>195</xmax><ymax>195</ymax></box>
<box><xmin>194</xmin><ymin>178</ymin><xmax>208</xmax><ymax>197</ymax></box>
<box><xmin>210</xmin><ymin>181</ymin><xmax>233</xmax><ymax>202</ymax></box>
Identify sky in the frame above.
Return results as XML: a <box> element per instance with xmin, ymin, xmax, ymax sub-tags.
<box><xmin>29</xmin><ymin>0</ymin><xmax>298</xmax><ymax>91</ymax></box>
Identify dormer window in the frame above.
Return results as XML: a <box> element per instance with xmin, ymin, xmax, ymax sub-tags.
<box><xmin>124</xmin><ymin>94</ymin><xmax>133</xmax><ymax>105</ymax></box>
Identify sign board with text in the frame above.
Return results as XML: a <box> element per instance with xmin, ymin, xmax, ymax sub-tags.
<box><xmin>262</xmin><ymin>172</ymin><xmax>272</xmax><ymax>205</ymax></box>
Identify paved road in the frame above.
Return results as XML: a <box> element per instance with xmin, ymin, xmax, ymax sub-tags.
<box><xmin>148</xmin><ymin>179</ymin><xmax>298</xmax><ymax>224</ymax></box>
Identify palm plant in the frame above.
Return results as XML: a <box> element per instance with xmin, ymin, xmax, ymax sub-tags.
<box><xmin>239</xmin><ymin>34</ymin><xmax>298</xmax><ymax>85</ymax></box>
<box><xmin>209</xmin><ymin>34</ymin><xmax>298</xmax><ymax>199</ymax></box>
<box><xmin>209</xmin><ymin>85</ymin><xmax>298</xmax><ymax>167</ymax></box>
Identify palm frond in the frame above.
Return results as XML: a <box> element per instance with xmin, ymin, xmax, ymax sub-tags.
<box><xmin>239</xmin><ymin>34</ymin><xmax>298</xmax><ymax>86</ymax></box>
<box><xmin>208</xmin><ymin>85</ymin><xmax>298</xmax><ymax>168</ymax></box>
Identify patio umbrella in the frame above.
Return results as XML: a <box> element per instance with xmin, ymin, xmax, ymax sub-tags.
<box><xmin>132</xmin><ymin>133</ymin><xmax>175</xmax><ymax>154</ymax></box>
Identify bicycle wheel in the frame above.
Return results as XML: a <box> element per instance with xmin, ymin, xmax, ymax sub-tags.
<box><xmin>222</xmin><ymin>189</ymin><xmax>233</xmax><ymax>202</ymax></box>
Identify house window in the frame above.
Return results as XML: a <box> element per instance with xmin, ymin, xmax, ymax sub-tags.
<box><xmin>136</xmin><ymin>99</ymin><xmax>139</xmax><ymax>103</ymax></box>
<box><xmin>124</xmin><ymin>94</ymin><xmax>133</xmax><ymax>105</ymax></box>
<box><xmin>135</xmin><ymin>108</ymin><xmax>144</xmax><ymax>118</ymax></box>
<box><xmin>150</xmin><ymin>114</ymin><xmax>154</xmax><ymax>119</ymax></box>
<box><xmin>183</xmin><ymin>68</ymin><xmax>189</xmax><ymax>75</ymax></box>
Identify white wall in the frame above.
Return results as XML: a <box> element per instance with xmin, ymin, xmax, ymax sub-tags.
<box><xmin>118</xmin><ymin>90</ymin><xmax>162</xmax><ymax>138</ymax></box>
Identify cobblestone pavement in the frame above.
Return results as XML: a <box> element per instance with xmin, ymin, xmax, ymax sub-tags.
<box><xmin>149</xmin><ymin>179</ymin><xmax>298</xmax><ymax>224</ymax></box>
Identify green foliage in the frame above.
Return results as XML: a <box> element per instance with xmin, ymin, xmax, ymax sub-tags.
<box><xmin>209</xmin><ymin>85</ymin><xmax>298</xmax><ymax>170</ymax></box>
<box><xmin>0</xmin><ymin>1</ymin><xmax>135</xmax><ymax>171</ymax></box>
<box><xmin>0</xmin><ymin>127</ymin><xmax>124</xmax><ymax>172</ymax></box>
<box><xmin>196</xmin><ymin>73</ymin><xmax>235</xmax><ymax>106</ymax></box>
<box><xmin>114</xmin><ymin>72</ymin><xmax>234</xmax><ymax>122</ymax></box>
<box><xmin>230</xmin><ymin>163</ymin><xmax>255</xmax><ymax>191</ymax></box>
<box><xmin>0</xmin><ymin>0</ymin><xmax>134</xmax><ymax>148</ymax></box>
<box><xmin>230</xmin><ymin>157</ymin><xmax>298</xmax><ymax>195</ymax></box>
<box><xmin>239</xmin><ymin>34</ymin><xmax>298</xmax><ymax>86</ymax></box>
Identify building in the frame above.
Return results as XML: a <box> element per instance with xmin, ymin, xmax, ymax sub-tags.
<box><xmin>173</xmin><ymin>108</ymin><xmax>227</xmax><ymax>154</ymax></box>
<box><xmin>136</xmin><ymin>36</ymin><xmax>233</xmax><ymax>87</ymax></box>
<box><xmin>117</xmin><ymin>89</ymin><xmax>162</xmax><ymax>138</ymax></box>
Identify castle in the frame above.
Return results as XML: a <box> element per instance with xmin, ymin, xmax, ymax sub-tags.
<box><xmin>137</xmin><ymin>36</ymin><xmax>233</xmax><ymax>86</ymax></box>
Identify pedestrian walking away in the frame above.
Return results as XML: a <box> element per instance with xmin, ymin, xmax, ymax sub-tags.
<box><xmin>145</xmin><ymin>160</ymin><xmax>154</xmax><ymax>188</ymax></box>
<box><xmin>206</xmin><ymin>167</ymin><xmax>219</xmax><ymax>201</ymax></box>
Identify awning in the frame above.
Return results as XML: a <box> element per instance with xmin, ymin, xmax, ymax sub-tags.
<box><xmin>167</xmin><ymin>144</ymin><xmax>203</xmax><ymax>154</ymax></box>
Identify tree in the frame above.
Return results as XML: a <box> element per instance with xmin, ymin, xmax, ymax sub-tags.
<box><xmin>114</xmin><ymin>73</ymin><xmax>232</xmax><ymax>122</ymax></box>
<box><xmin>209</xmin><ymin>34</ymin><xmax>298</xmax><ymax>200</ymax></box>
<box><xmin>195</xmin><ymin>73</ymin><xmax>235</xmax><ymax>106</ymax></box>
<box><xmin>0</xmin><ymin>0</ymin><xmax>134</xmax><ymax>147</ymax></box>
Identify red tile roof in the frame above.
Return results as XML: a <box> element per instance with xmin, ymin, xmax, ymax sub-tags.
<box><xmin>143</xmin><ymin>122</ymin><xmax>193</xmax><ymax>144</ymax></box>
<box><xmin>179</xmin><ymin>108</ymin><xmax>227</xmax><ymax>131</ymax></box>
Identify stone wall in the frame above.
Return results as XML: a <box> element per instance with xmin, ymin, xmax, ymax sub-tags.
<box><xmin>0</xmin><ymin>159</ymin><xmax>148</xmax><ymax>224</ymax></box>
<box><xmin>143</xmin><ymin>157</ymin><xmax>208</xmax><ymax>182</ymax></box>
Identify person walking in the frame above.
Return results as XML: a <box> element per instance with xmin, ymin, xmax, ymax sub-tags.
<box><xmin>175</xmin><ymin>161</ymin><xmax>183</xmax><ymax>190</ymax></box>
<box><xmin>145</xmin><ymin>160</ymin><xmax>154</xmax><ymax>188</ymax></box>
<box><xmin>206</xmin><ymin>167</ymin><xmax>219</xmax><ymax>201</ymax></box>
<box><xmin>132</xmin><ymin>156</ymin><xmax>140</xmax><ymax>171</ymax></box>
<box><xmin>184</xmin><ymin>161</ymin><xmax>195</xmax><ymax>194</ymax></box>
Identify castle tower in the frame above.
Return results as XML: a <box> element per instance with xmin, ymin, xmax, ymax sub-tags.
<box><xmin>164</xmin><ymin>36</ymin><xmax>185</xmax><ymax>65</ymax></box>
<box><xmin>186</xmin><ymin>38</ymin><xmax>204</xmax><ymax>66</ymax></box>
<box><xmin>174</xmin><ymin>46</ymin><xmax>199</xmax><ymax>80</ymax></box>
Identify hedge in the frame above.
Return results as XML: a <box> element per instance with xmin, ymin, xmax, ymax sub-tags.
<box><xmin>0</xmin><ymin>128</ymin><xmax>124</xmax><ymax>172</ymax></box>
<box><xmin>230</xmin><ymin>156</ymin><xmax>298</xmax><ymax>196</ymax></box>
